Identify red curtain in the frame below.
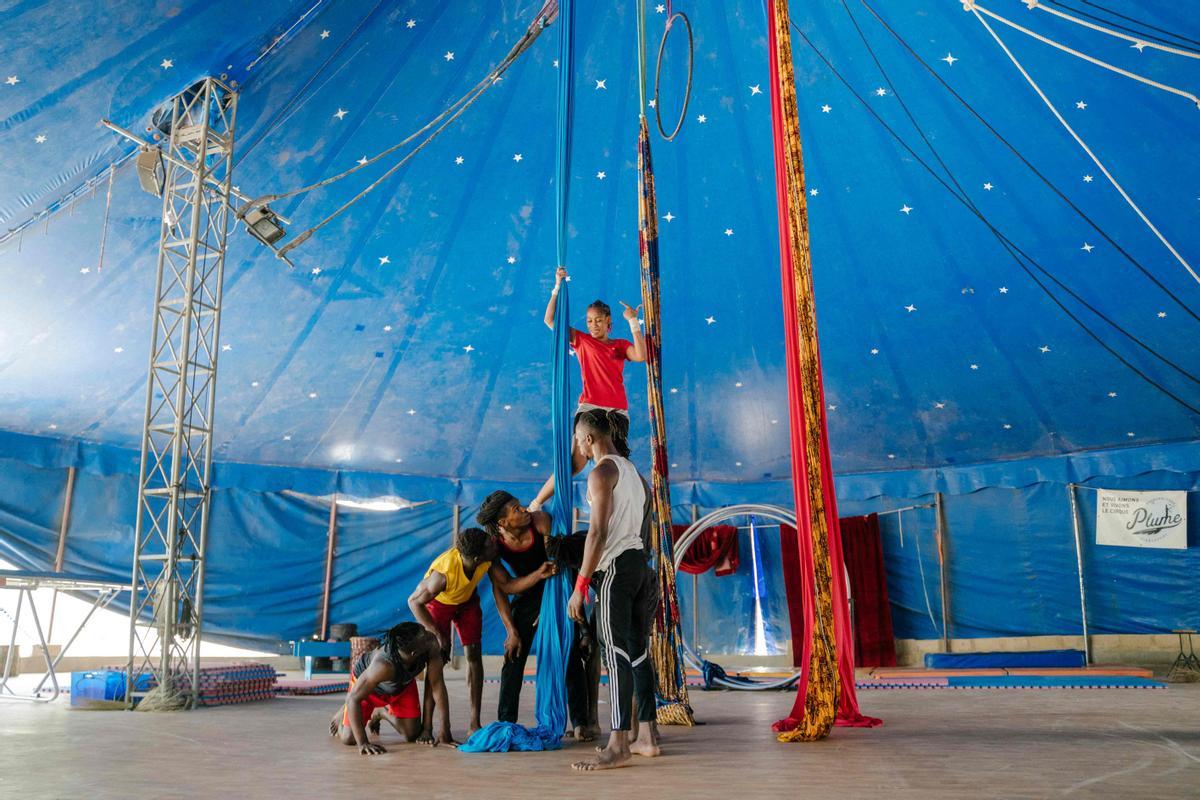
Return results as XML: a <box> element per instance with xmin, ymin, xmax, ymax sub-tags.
<box><xmin>779</xmin><ymin>524</ymin><xmax>805</xmax><ymax>668</ymax></box>
<box><xmin>840</xmin><ymin>514</ymin><xmax>897</xmax><ymax>668</ymax></box>
<box><xmin>671</xmin><ymin>524</ymin><xmax>739</xmax><ymax>576</ymax></box>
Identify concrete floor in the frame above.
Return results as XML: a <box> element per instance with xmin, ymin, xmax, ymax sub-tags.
<box><xmin>1</xmin><ymin>677</ymin><xmax>1197</xmax><ymax>800</ymax></box>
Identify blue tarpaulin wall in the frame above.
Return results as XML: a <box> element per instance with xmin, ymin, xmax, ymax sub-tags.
<box><xmin>1</xmin><ymin>0</ymin><xmax>1199</xmax><ymax>650</ymax></box>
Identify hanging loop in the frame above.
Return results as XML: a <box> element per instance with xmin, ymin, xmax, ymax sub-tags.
<box><xmin>654</xmin><ymin>11</ymin><xmax>694</xmax><ymax>142</ymax></box>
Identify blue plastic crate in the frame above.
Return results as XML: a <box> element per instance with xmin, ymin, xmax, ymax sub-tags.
<box><xmin>70</xmin><ymin>670</ymin><xmax>126</xmax><ymax>708</ymax></box>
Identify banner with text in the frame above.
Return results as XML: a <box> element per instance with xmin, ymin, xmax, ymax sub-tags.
<box><xmin>1095</xmin><ymin>489</ymin><xmax>1188</xmax><ymax>549</ymax></box>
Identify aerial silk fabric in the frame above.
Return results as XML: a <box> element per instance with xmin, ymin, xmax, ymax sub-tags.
<box><xmin>671</xmin><ymin>524</ymin><xmax>739</xmax><ymax>576</ymax></box>
<box><xmin>461</xmin><ymin>0</ymin><xmax>574</xmax><ymax>753</ymax></box>
<box><xmin>840</xmin><ymin>514</ymin><xmax>897</xmax><ymax>668</ymax></box>
<box><xmin>764</xmin><ymin>0</ymin><xmax>879</xmax><ymax>740</ymax></box>
<box><xmin>637</xmin><ymin>114</ymin><xmax>693</xmax><ymax>725</ymax></box>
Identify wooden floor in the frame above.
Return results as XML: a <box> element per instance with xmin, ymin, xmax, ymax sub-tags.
<box><xmin>1</xmin><ymin>677</ymin><xmax>1197</xmax><ymax>799</ymax></box>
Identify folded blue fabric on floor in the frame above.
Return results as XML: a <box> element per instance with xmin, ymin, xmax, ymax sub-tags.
<box><xmin>458</xmin><ymin>721</ymin><xmax>559</xmax><ymax>753</ymax></box>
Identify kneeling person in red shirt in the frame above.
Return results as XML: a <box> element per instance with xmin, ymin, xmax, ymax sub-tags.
<box><xmin>329</xmin><ymin>622</ymin><xmax>450</xmax><ymax>754</ymax></box>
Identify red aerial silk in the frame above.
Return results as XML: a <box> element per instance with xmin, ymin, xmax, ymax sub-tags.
<box><xmin>671</xmin><ymin>524</ymin><xmax>739</xmax><ymax>576</ymax></box>
<box><xmin>766</xmin><ymin>0</ymin><xmax>881</xmax><ymax>733</ymax></box>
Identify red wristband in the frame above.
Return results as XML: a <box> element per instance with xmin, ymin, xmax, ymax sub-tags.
<box><xmin>575</xmin><ymin>575</ymin><xmax>591</xmax><ymax>596</ymax></box>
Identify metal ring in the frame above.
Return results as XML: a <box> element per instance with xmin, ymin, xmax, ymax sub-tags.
<box><xmin>673</xmin><ymin>504</ymin><xmax>805</xmax><ymax>690</ymax></box>
<box><xmin>654</xmin><ymin>11</ymin><xmax>694</xmax><ymax>142</ymax></box>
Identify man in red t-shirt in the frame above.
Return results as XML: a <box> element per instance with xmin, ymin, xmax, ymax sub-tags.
<box><xmin>532</xmin><ymin>267</ymin><xmax>647</xmax><ymax>511</ymax></box>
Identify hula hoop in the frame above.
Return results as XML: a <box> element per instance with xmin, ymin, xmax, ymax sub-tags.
<box><xmin>673</xmin><ymin>504</ymin><xmax>804</xmax><ymax>691</ymax></box>
<box><xmin>653</xmin><ymin>11</ymin><xmax>694</xmax><ymax>142</ymax></box>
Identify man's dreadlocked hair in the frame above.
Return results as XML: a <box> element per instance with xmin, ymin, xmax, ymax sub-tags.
<box><xmin>382</xmin><ymin>621</ymin><xmax>425</xmax><ymax>660</ymax></box>
<box><xmin>455</xmin><ymin>526</ymin><xmax>491</xmax><ymax>559</ymax></box>
<box><xmin>477</xmin><ymin>490</ymin><xmax>517</xmax><ymax>536</ymax></box>
<box><xmin>575</xmin><ymin>407</ymin><xmax>631</xmax><ymax>458</ymax></box>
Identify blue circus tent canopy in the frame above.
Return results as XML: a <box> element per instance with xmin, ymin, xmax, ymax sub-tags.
<box><xmin>1</xmin><ymin>0</ymin><xmax>1198</xmax><ymax>647</ymax></box>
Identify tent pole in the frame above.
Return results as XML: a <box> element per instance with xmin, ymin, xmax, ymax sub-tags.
<box><xmin>691</xmin><ymin>504</ymin><xmax>699</xmax><ymax>653</ymax></box>
<box><xmin>934</xmin><ymin>492</ymin><xmax>951</xmax><ymax>653</ymax></box>
<box><xmin>319</xmin><ymin>495</ymin><xmax>337</xmax><ymax>641</ymax></box>
<box><xmin>1067</xmin><ymin>484</ymin><xmax>1091</xmax><ymax>665</ymax></box>
<box><xmin>452</xmin><ymin>504</ymin><xmax>461</xmax><ymax>541</ymax></box>
<box><xmin>46</xmin><ymin>466</ymin><xmax>77</xmax><ymax>644</ymax></box>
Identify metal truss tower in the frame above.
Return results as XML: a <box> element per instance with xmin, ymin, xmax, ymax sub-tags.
<box><xmin>127</xmin><ymin>77</ymin><xmax>238</xmax><ymax>708</ymax></box>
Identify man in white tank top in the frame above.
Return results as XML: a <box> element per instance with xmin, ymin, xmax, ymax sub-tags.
<box><xmin>567</xmin><ymin>408</ymin><xmax>661</xmax><ymax>771</ymax></box>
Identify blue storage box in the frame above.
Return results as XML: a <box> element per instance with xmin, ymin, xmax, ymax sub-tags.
<box><xmin>70</xmin><ymin>670</ymin><xmax>127</xmax><ymax>708</ymax></box>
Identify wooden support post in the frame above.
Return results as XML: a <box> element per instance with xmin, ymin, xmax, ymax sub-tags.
<box><xmin>46</xmin><ymin>467</ymin><xmax>77</xmax><ymax>643</ymax></box>
<box><xmin>934</xmin><ymin>491</ymin><xmax>951</xmax><ymax>653</ymax></box>
<box><xmin>318</xmin><ymin>495</ymin><xmax>338</xmax><ymax>641</ymax></box>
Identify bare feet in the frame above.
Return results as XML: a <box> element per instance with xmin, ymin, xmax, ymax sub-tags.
<box><xmin>629</xmin><ymin>738</ymin><xmax>661</xmax><ymax>758</ymax></box>
<box><xmin>574</xmin><ymin>725</ymin><xmax>598</xmax><ymax>743</ymax></box>
<box><xmin>367</xmin><ymin>718</ymin><xmax>381</xmax><ymax>736</ymax></box>
<box><xmin>572</xmin><ymin>744</ymin><xmax>632</xmax><ymax>771</ymax></box>
<box><xmin>329</xmin><ymin>708</ymin><xmax>344</xmax><ymax>736</ymax></box>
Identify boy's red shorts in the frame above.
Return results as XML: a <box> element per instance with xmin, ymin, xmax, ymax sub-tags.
<box><xmin>425</xmin><ymin>592</ymin><xmax>483</xmax><ymax>647</ymax></box>
<box><xmin>343</xmin><ymin>674</ymin><xmax>419</xmax><ymax>727</ymax></box>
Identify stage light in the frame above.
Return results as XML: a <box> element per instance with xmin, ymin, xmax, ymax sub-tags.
<box><xmin>135</xmin><ymin>147</ymin><xmax>165</xmax><ymax>197</ymax></box>
<box><xmin>242</xmin><ymin>206</ymin><xmax>287</xmax><ymax>246</ymax></box>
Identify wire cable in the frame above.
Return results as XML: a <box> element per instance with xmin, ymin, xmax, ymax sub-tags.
<box><xmin>1023</xmin><ymin>0</ymin><xmax>1200</xmax><ymax>60</ymax></box>
<box><xmin>1046</xmin><ymin>0</ymin><xmax>1200</xmax><ymax>50</ymax></box>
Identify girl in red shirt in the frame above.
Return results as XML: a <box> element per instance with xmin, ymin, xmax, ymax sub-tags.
<box><xmin>531</xmin><ymin>267</ymin><xmax>647</xmax><ymax>511</ymax></box>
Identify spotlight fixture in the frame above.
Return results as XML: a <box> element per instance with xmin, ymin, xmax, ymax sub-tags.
<box><xmin>134</xmin><ymin>147</ymin><xmax>166</xmax><ymax>197</ymax></box>
<box><xmin>242</xmin><ymin>205</ymin><xmax>287</xmax><ymax>246</ymax></box>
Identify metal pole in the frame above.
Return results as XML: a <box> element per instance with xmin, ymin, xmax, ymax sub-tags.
<box><xmin>452</xmin><ymin>504</ymin><xmax>461</xmax><ymax>541</ymax></box>
<box><xmin>46</xmin><ymin>466</ymin><xmax>77</xmax><ymax>643</ymax></box>
<box><xmin>1067</xmin><ymin>484</ymin><xmax>1091</xmax><ymax>665</ymax></box>
<box><xmin>934</xmin><ymin>492</ymin><xmax>951</xmax><ymax>653</ymax></box>
<box><xmin>691</xmin><ymin>504</ymin><xmax>699</xmax><ymax>653</ymax></box>
<box><xmin>319</xmin><ymin>495</ymin><xmax>338</xmax><ymax>641</ymax></box>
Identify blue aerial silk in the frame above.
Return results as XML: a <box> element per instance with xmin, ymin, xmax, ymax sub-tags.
<box><xmin>460</xmin><ymin>0</ymin><xmax>576</xmax><ymax>754</ymax></box>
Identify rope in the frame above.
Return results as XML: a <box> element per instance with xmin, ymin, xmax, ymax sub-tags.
<box><xmin>859</xmin><ymin>1</ymin><xmax>1200</xmax><ymax>323</ymax></box>
<box><xmin>1024</xmin><ymin>1</ymin><xmax>1200</xmax><ymax>59</ymax></box>
<box><xmin>258</xmin><ymin>3</ymin><xmax>556</xmax><ymax>257</ymax></box>
<box><xmin>653</xmin><ymin>12</ymin><xmax>694</xmax><ymax>141</ymax></box>
<box><xmin>796</xmin><ymin>13</ymin><xmax>1200</xmax><ymax>415</ymax></box>
<box><xmin>837</xmin><ymin>1</ymin><xmax>1200</xmax><ymax>391</ymax></box>
<box><xmin>967</xmin><ymin>3</ymin><xmax>1200</xmax><ymax>103</ymax></box>
<box><xmin>967</xmin><ymin>5</ymin><xmax>1200</xmax><ymax>288</ymax></box>
<box><xmin>1046</xmin><ymin>0</ymin><xmax>1200</xmax><ymax>51</ymax></box>
<box><xmin>912</xmin><ymin>523</ymin><xmax>944</xmax><ymax>636</ymax></box>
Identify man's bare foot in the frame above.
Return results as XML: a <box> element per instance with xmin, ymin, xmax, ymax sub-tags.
<box><xmin>329</xmin><ymin>708</ymin><xmax>345</xmax><ymax>737</ymax></box>
<box><xmin>572</xmin><ymin>745</ymin><xmax>632</xmax><ymax>771</ymax></box>
<box><xmin>574</xmin><ymin>725</ymin><xmax>598</xmax><ymax>743</ymax></box>
<box><xmin>629</xmin><ymin>737</ymin><xmax>661</xmax><ymax>758</ymax></box>
<box><xmin>467</xmin><ymin>723</ymin><xmax>482</xmax><ymax>739</ymax></box>
<box><xmin>367</xmin><ymin>718</ymin><xmax>381</xmax><ymax>735</ymax></box>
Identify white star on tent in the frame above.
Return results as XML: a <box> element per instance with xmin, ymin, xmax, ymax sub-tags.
<box><xmin>1127</xmin><ymin>432</ymin><xmax>1136</xmax><ymax>437</ymax></box>
<box><xmin>662</xmin><ymin>211</ymin><xmax>675</xmax><ymax>222</ymax></box>
<box><xmin>506</xmin><ymin>256</ymin><xmax>516</xmax><ymax>264</ymax></box>
<box><xmin>750</xmin><ymin>84</ymin><xmax>762</xmax><ymax>95</ymax></box>
<box><xmin>874</xmin><ymin>87</ymin><xmax>887</xmax><ymax>97</ymax></box>
<box><xmin>1039</xmin><ymin>345</ymin><xmax>1051</xmax><ymax>353</ymax></box>
<box><xmin>735</xmin><ymin>382</ymin><xmax>743</xmax><ymax>388</ymax></box>
<box><xmin>999</xmin><ymin>286</ymin><xmax>1009</xmax><ymax>293</ymax></box>
<box><xmin>553</xmin><ymin>59</ymin><xmax>560</xmax><ymax>68</ymax></box>
<box><xmin>357</xmin><ymin>156</ymin><xmax>368</xmax><ymax>166</ymax></box>
<box><xmin>905</xmin><ymin>304</ymin><xmax>917</xmax><ymax>312</ymax></box>
<box><xmin>320</xmin><ymin>30</ymin><xmax>330</xmax><ymax>39</ymax></box>
<box><xmin>463</xmin><ymin>345</ymin><xmax>474</xmax><ymax>353</ymax></box>
<box><xmin>671</xmin><ymin>463</ymin><xmax>678</xmax><ymax>468</ymax></box>
<box><xmin>513</xmin><ymin>153</ymin><xmax>523</xmax><ymax>162</ymax></box>
<box><xmin>648</xmin><ymin>99</ymin><xmax>656</xmax><ymax>108</ymax></box>
<box><xmin>48</xmin><ymin>424</ymin><xmax>57</xmax><ymax>430</ymax></box>
<box><xmin>810</xmin><ymin>188</ymin><xmax>819</xmax><ymax>196</ymax></box>
<box><xmin>309</xmin><ymin>392</ymin><xmax>318</xmax><ymax>398</ymax></box>
<box><xmin>1158</xmin><ymin>311</ymin><xmax>1167</xmax><ymax>318</ymax></box>
<box><xmin>378</xmin><ymin>255</ymin><xmax>391</xmax><ymax>265</ymax></box>
<box><xmin>870</xmin><ymin>348</ymin><xmax>879</xmax><ymax>355</ymax></box>
<box><xmin>531</xmin><ymin>462</ymin><xmax>539</xmax><ymax>467</ymax></box>
<box><xmin>596</xmin><ymin>171</ymin><xmax>606</xmax><ymax>180</ymax></box>
<box><xmin>283</xmin><ymin>435</ymin><xmax>292</xmax><ymax>441</ymax></box>
<box><xmin>407</xmin><ymin>408</ymin><xmax>416</xmax><ymax>415</ymax></box>
<box><xmin>113</xmin><ymin>347</ymin><xmax>124</xmax><ymax>353</ymax></box>
<box><xmin>406</xmin><ymin>19</ymin><xmax>416</xmax><ymax>28</ymax></box>
<box><xmin>900</xmin><ymin>204</ymin><xmax>913</xmax><ymax>214</ymax></box>
<box><xmin>942</xmin><ymin>53</ymin><xmax>957</xmax><ymax>66</ymax></box>
<box><xmin>771</xmin><ymin>419</ymin><xmax>779</xmax><ymax>424</ymax></box>
<box><xmin>160</xmin><ymin>59</ymin><xmax>173</xmax><ymax>69</ymax></box>
<box><xmin>222</xmin><ymin>344</ymin><xmax>232</xmax><ymax>351</ymax></box>
<box><xmin>4</xmin><ymin>76</ymin><xmax>18</xmax><ymax>85</ymax></box>
<box><xmin>383</xmin><ymin>325</ymin><xmax>393</xmax><ymax>332</ymax></box>
<box><xmin>670</xmin><ymin>388</ymin><xmax>678</xmax><ymax>393</ymax></box>
<box><xmin>333</xmin><ymin>108</ymin><xmax>347</xmax><ymax>120</ymax></box>
<box><xmin>1108</xmin><ymin>392</ymin><xmax>1118</xmax><ymax>397</ymax></box>
<box><xmin>828</xmin><ymin>404</ymin><xmax>837</xmax><ymax>411</ymax></box>
<box><xmin>1083</xmin><ymin>175</ymin><xmax>1094</xmax><ymax>183</ymax></box>
<box><xmin>455</xmin><ymin>156</ymin><xmax>464</xmax><ymax>165</ymax></box>
<box><xmin>705</xmin><ymin>316</ymin><xmax>716</xmax><ymax>325</ymax></box>
<box><xmin>34</xmin><ymin>134</ymin><xmax>46</xmax><ymax>143</ymax></box>
<box><xmin>395</xmin><ymin>457</ymin><xmax>403</xmax><ymax>463</ymax></box>
<box><xmin>311</xmin><ymin>267</ymin><xmax>322</xmax><ymax>275</ymax></box>
<box><xmin>970</xmin><ymin>363</ymin><xmax>979</xmax><ymax>370</ymax></box>
<box><xmin>1081</xmin><ymin>242</ymin><xmax>1094</xmax><ymax>252</ymax></box>
<box><xmin>656</xmin><ymin>4</ymin><xmax>665</xmax><ymax>12</ymax></box>
<box><xmin>888</xmin><ymin>454</ymin><xmax>896</xmax><ymax>459</ymax></box>
<box><xmin>503</xmin><ymin>404</ymin><xmax>512</xmax><ymax>411</ymax></box>
<box><xmin>935</xmin><ymin>402</ymin><xmax>946</xmax><ymax>409</ymax></box>
<box><xmin>724</xmin><ymin>228</ymin><xmax>734</xmax><ymax>236</ymax></box>
<box><xmin>252</xmin><ymin>381</ymin><xmax>260</xmax><ymax>387</ymax></box>
<box><xmin>1076</xmin><ymin>100</ymin><xmax>1087</xmax><ymax>109</ymax></box>
<box><xmin>821</xmin><ymin>104</ymin><xmax>832</xmax><ymax>113</ymax></box>
<box><xmin>1003</xmin><ymin>423</ymin><xmax>1012</xmax><ymax>430</ymax></box>
<box><xmin>444</xmin><ymin>52</ymin><xmax>454</xmax><ymax>61</ymax></box>
<box><xmin>595</xmin><ymin>79</ymin><xmax>607</xmax><ymax>90</ymax></box>
<box><xmin>1131</xmin><ymin>41</ymin><xmax>1147</xmax><ymax>51</ymax></box>
<box><xmin>983</xmin><ymin>182</ymin><xmax>993</xmax><ymax>190</ymax></box>
<box><xmin>697</xmin><ymin>114</ymin><xmax>707</xmax><ymax>123</ymax></box>
<box><xmin>80</xmin><ymin>267</ymin><xmax>90</xmax><ymax>274</ymax></box>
